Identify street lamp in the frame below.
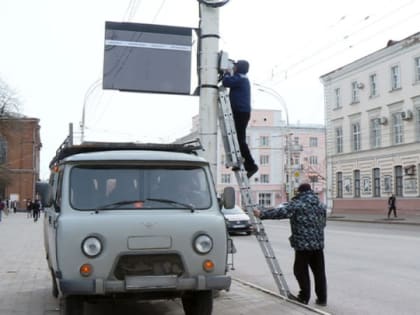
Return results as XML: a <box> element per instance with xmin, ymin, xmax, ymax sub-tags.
<box><xmin>80</xmin><ymin>79</ymin><xmax>102</xmax><ymax>143</ymax></box>
<box><xmin>253</xmin><ymin>83</ymin><xmax>293</xmax><ymax>201</ymax></box>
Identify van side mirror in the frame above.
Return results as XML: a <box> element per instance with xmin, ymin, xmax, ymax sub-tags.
<box><xmin>36</xmin><ymin>181</ymin><xmax>53</xmax><ymax>208</ymax></box>
<box><xmin>222</xmin><ymin>186</ymin><xmax>235</xmax><ymax>209</ymax></box>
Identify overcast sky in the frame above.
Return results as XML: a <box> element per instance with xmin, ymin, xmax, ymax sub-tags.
<box><xmin>1</xmin><ymin>0</ymin><xmax>419</xmax><ymax>178</ymax></box>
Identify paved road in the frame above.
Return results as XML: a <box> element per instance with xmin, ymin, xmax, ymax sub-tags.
<box><xmin>230</xmin><ymin>219</ymin><xmax>420</xmax><ymax>315</ymax></box>
<box><xmin>0</xmin><ymin>213</ymin><xmax>325</xmax><ymax>315</ymax></box>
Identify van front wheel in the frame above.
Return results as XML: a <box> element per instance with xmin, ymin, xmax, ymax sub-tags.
<box><xmin>182</xmin><ymin>290</ymin><xmax>213</xmax><ymax>315</ymax></box>
<box><xmin>50</xmin><ymin>269</ymin><xmax>59</xmax><ymax>298</ymax></box>
<box><xmin>60</xmin><ymin>296</ymin><xmax>84</xmax><ymax>315</ymax></box>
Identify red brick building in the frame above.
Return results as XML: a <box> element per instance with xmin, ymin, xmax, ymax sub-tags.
<box><xmin>0</xmin><ymin>115</ymin><xmax>41</xmax><ymax>210</ymax></box>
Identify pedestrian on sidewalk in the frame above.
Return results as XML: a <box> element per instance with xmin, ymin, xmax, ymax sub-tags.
<box><xmin>0</xmin><ymin>199</ymin><xmax>4</xmax><ymax>222</ymax></box>
<box><xmin>32</xmin><ymin>198</ymin><xmax>41</xmax><ymax>222</ymax></box>
<box><xmin>5</xmin><ymin>199</ymin><xmax>10</xmax><ymax>215</ymax></box>
<box><xmin>26</xmin><ymin>199</ymin><xmax>33</xmax><ymax>218</ymax></box>
<box><xmin>254</xmin><ymin>183</ymin><xmax>328</xmax><ymax>306</ymax></box>
<box><xmin>387</xmin><ymin>194</ymin><xmax>397</xmax><ymax>218</ymax></box>
<box><xmin>222</xmin><ymin>59</ymin><xmax>258</xmax><ymax>178</ymax></box>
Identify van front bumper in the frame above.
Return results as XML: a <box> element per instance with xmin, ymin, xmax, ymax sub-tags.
<box><xmin>59</xmin><ymin>274</ymin><xmax>231</xmax><ymax>296</ymax></box>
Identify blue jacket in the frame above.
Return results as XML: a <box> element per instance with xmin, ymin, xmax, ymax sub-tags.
<box><xmin>260</xmin><ymin>191</ymin><xmax>326</xmax><ymax>251</ymax></box>
<box><xmin>222</xmin><ymin>72</ymin><xmax>251</xmax><ymax>113</ymax></box>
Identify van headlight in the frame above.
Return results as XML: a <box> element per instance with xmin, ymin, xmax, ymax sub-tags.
<box><xmin>81</xmin><ymin>236</ymin><xmax>103</xmax><ymax>258</ymax></box>
<box><xmin>193</xmin><ymin>234</ymin><xmax>213</xmax><ymax>254</ymax></box>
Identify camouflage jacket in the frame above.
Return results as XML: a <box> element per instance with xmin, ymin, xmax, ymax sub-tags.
<box><xmin>260</xmin><ymin>191</ymin><xmax>326</xmax><ymax>251</ymax></box>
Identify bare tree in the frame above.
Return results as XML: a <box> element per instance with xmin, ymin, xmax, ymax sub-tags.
<box><xmin>0</xmin><ymin>77</ymin><xmax>21</xmax><ymax>116</ymax></box>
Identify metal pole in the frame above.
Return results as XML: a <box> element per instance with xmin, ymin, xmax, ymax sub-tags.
<box><xmin>80</xmin><ymin>79</ymin><xmax>101</xmax><ymax>143</ymax></box>
<box><xmin>254</xmin><ymin>83</ymin><xmax>293</xmax><ymax>201</ymax></box>
<box><xmin>68</xmin><ymin>123</ymin><xmax>73</xmax><ymax>146</ymax></box>
<box><xmin>198</xmin><ymin>3</ymin><xmax>220</xmax><ymax>178</ymax></box>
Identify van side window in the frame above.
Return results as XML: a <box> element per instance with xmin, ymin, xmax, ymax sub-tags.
<box><xmin>55</xmin><ymin>170</ymin><xmax>63</xmax><ymax>210</ymax></box>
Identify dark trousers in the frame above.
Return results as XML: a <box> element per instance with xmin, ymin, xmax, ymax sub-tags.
<box><xmin>33</xmin><ymin>210</ymin><xmax>39</xmax><ymax>222</ymax></box>
<box><xmin>294</xmin><ymin>249</ymin><xmax>327</xmax><ymax>303</ymax></box>
<box><xmin>388</xmin><ymin>206</ymin><xmax>397</xmax><ymax>217</ymax></box>
<box><xmin>232</xmin><ymin>110</ymin><xmax>255</xmax><ymax>171</ymax></box>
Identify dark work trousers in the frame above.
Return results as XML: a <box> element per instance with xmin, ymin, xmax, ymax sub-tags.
<box><xmin>388</xmin><ymin>206</ymin><xmax>397</xmax><ymax>217</ymax></box>
<box><xmin>232</xmin><ymin>110</ymin><xmax>255</xmax><ymax>171</ymax></box>
<box><xmin>293</xmin><ymin>249</ymin><xmax>327</xmax><ymax>303</ymax></box>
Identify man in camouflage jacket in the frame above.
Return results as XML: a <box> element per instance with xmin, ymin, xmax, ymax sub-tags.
<box><xmin>254</xmin><ymin>183</ymin><xmax>327</xmax><ymax>306</ymax></box>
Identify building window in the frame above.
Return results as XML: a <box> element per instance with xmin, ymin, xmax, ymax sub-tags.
<box><xmin>354</xmin><ymin>170</ymin><xmax>360</xmax><ymax>198</ymax></box>
<box><xmin>415</xmin><ymin>57</ymin><xmax>420</xmax><ymax>82</ymax></box>
<box><xmin>258</xmin><ymin>192</ymin><xmax>272</xmax><ymax>207</ymax></box>
<box><xmin>373</xmin><ymin>168</ymin><xmax>380</xmax><ymax>197</ymax></box>
<box><xmin>221</xmin><ymin>174</ymin><xmax>231</xmax><ymax>184</ymax></box>
<box><xmin>260</xmin><ymin>174</ymin><xmax>269</xmax><ymax>183</ymax></box>
<box><xmin>416</xmin><ymin>107</ymin><xmax>420</xmax><ymax>141</ymax></box>
<box><xmin>309</xmin><ymin>156</ymin><xmax>318</xmax><ymax>165</ymax></box>
<box><xmin>260</xmin><ymin>136</ymin><xmax>269</xmax><ymax>147</ymax></box>
<box><xmin>309</xmin><ymin>175</ymin><xmax>319</xmax><ymax>184</ymax></box>
<box><xmin>335</xmin><ymin>127</ymin><xmax>343</xmax><ymax>153</ymax></box>
<box><xmin>260</xmin><ymin>155</ymin><xmax>269</xmax><ymax>165</ymax></box>
<box><xmin>334</xmin><ymin>88</ymin><xmax>341</xmax><ymax>108</ymax></box>
<box><xmin>351</xmin><ymin>81</ymin><xmax>359</xmax><ymax>103</ymax></box>
<box><xmin>369</xmin><ymin>73</ymin><xmax>377</xmax><ymax>97</ymax></box>
<box><xmin>351</xmin><ymin>122</ymin><xmax>361</xmax><ymax>151</ymax></box>
<box><xmin>371</xmin><ymin>118</ymin><xmax>381</xmax><ymax>148</ymax></box>
<box><xmin>0</xmin><ymin>137</ymin><xmax>7</xmax><ymax>164</ymax></box>
<box><xmin>336</xmin><ymin>172</ymin><xmax>343</xmax><ymax>198</ymax></box>
<box><xmin>391</xmin><ymin>65</ymin><xmax>401</xmax><ymax>90</ymax></box>
<box><xmin>309</xmin><ymin>137</ymin><xmax>318</xmax><ymax>147</ymax></box>
<box><xmin>392</xmin><ymin>113</ymin><xmax>404</xmax><ymax>144</ymax></box>
<box><xmin>395</xmin><ymin>166</ymin><xmax>403</xmax><ymax>197</ymax></box>
<box><xmin>293</xmin><ymin>137</ymin><xmax>299</xmax><ymax>145</ymax></box>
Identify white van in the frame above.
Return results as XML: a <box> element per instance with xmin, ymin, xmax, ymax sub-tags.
<box><xmin>38</xmin><ymin>141</ymin><xmax>235</xmax><ymax>315</ymax></box>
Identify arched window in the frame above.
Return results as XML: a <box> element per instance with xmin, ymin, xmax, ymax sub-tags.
<box><xmin>0</xmin><ymin>136</ymin><xmax>7</xmax><ymax>164</ymax></box>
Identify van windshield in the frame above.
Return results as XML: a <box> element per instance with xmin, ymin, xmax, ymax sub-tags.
<box><xmin>69</xmin><ymin>165</ymin><xmax>212</xmax><ymax>211</ymax></box>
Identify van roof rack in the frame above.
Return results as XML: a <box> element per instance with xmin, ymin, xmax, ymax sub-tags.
<box><xmin>49</xmin><ymin>138</ymin><xmax>203</xmax><ymax>168</ymax></box>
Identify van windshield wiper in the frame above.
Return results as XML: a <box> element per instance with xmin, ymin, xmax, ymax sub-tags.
<box><xmin>146</xmin><ymin>198</ymin><xmax>195</xmax><ymax>213</ymax></box>
<box><xmin>95</xmin><ymin>200</ymin><xmax>144</xmax><ymax>211</ymax></box>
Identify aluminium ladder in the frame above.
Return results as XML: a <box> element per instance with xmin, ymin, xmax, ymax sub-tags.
<box><xmin>217</xmin><ymin>87</ymin><xmax>291</xmax><ymax>298</ymax></box>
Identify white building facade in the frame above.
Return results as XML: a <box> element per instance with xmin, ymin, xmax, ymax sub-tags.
<box><xmin>320</xmin><ymin>32</ymin><xmax>420</xmax><ymax>215</ymax></box>
<box><xmin>217</xmin><ymin>110</ymin><xmax>326</xmax><ymax>207</ymax></box>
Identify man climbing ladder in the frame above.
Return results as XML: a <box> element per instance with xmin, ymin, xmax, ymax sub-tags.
<box><xmin>221</xmin><ymin>59</ymin><xmax>258</xmax><ymax>178</ymax></box>
<box><xmin>217</xmin><ymin>86</ymin><xmax>291</xmax><ymax>298</ymax></box>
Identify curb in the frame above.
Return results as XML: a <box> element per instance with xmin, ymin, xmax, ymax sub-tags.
<box><xmin>232</xmin><ymin>278</ymin><xmax>331</xmax><ymax>315</ymax></box>
<box><xmin>327</xmin><ymin>216</ymin><xmax>420</xmax><ymax>226</ymax></box>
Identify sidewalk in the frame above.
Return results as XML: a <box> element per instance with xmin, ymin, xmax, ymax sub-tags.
<box><xmin>327</xmin><ymin>211</ymin><xmax>420</xmax><ymax>226</ymax></box>
<box><xmin>0</xmin><ymin>213</ymin><xmax>328</xmax><ymax>315</ymax></box>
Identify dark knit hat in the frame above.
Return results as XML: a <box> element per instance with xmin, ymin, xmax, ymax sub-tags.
<box><xmin>235</xmin><ymin>60</ymin><xmax>249</xmax><ymax>74</ymax></box>
<box><xmin>298</xmin><ymin>183</ymin><xmax>312</xmax><ymax>193</ymax></box>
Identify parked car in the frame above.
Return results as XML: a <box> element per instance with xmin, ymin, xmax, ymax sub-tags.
<box><xmin>222</xmin><ymin>205</ymin><xmax>253</xmax><ymax>235</ymax></box>
<box><xmin>276</xmin><ymin>202</ymin><xmax>289</xmax><ymax>209</ymax></box>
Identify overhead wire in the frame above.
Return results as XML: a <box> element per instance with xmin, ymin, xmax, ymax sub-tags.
<box><xmin>282</xmin><ymin>10</ymin><xmax>420</xmax><ymax>82</ymax></box>
<box><xmin>266</xmin><ymin>0</ymin><xmax>417</xmax><ymax>84</ymax></box>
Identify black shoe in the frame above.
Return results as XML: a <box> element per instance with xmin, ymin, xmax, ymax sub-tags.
<box><xmin>246</xmin><ymin>165</ymin><xmax>258</xmax><ymax>178</ymax></box>
<box><xmin>232</xmin><ymin>166</ymin><xmax>240</xmax><ymax>172</ymax></box>
<box><xmin>315</xmin><ymin>299</ymin><xmax>327</xmax><ymax>306</ymax></box>
<box><xmin>288</xmin><ymin>294</ymin><xmax>308</xmax><ymax>305</ymax></box>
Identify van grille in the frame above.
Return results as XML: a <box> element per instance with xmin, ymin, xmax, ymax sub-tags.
<box><xmin>114</xmin><ymin>254</ymin><xmax>184</xmax><ymax>280</ymax></box>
